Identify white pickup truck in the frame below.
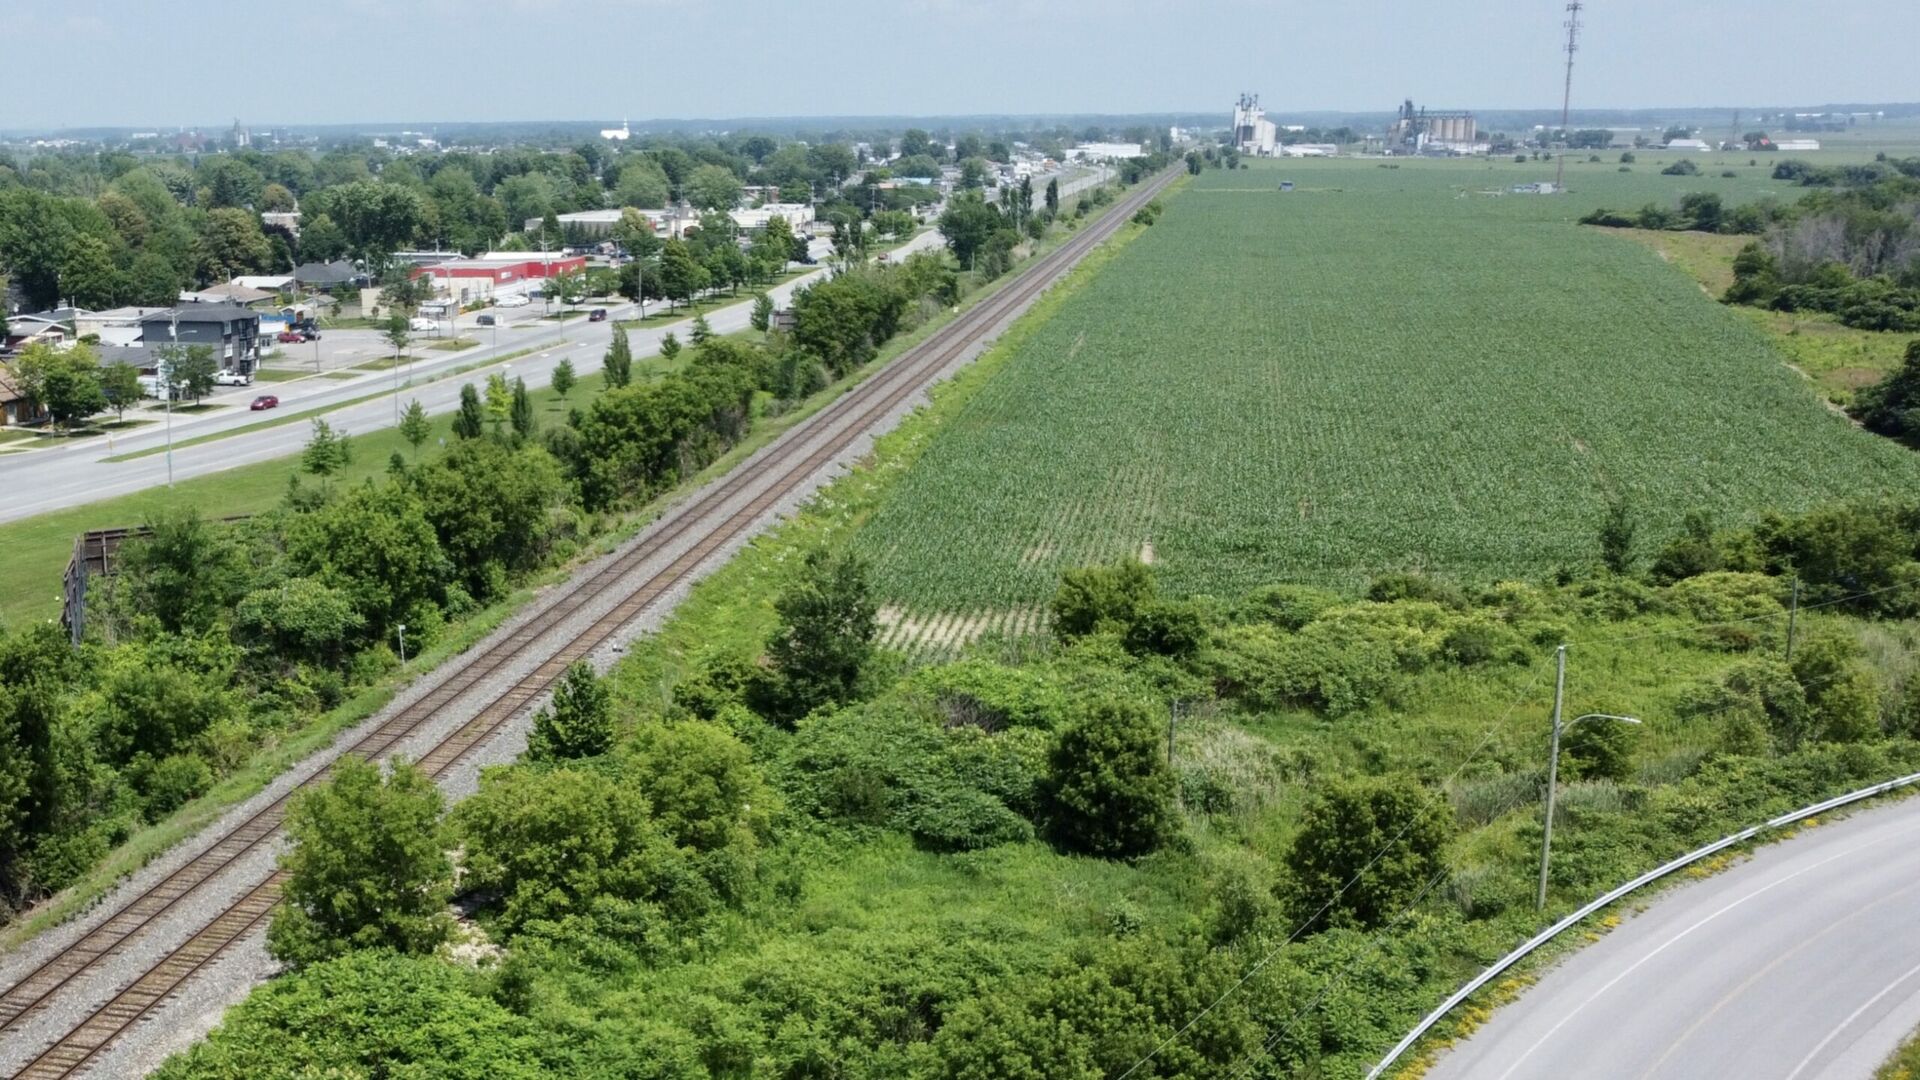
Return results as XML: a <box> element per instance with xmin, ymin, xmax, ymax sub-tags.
<box><xmin>214</xmin><ymin>370</ymin><xmax>253</xmax><ymax>387</ymax></box>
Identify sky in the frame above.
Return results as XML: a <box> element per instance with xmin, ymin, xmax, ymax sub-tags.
<box><xmin>2</xmin><ymin>0</ymin><xmax>1915</xmax><ymax>130</ymax></box>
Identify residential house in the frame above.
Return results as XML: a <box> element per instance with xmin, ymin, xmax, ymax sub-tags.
<box><xmin>0</xmin><ymin>363</ymin><xmax>47</xmax><ymax>427</ymax></box>
<box><xmin>2</xmin><ymin>314</ymin><xmax>71</xmax><ymax>355</ymax></box>
<box><xmin>292</xmin><ymin>260</ymin><xmax>362</xmax><ymax>291</ymax></box>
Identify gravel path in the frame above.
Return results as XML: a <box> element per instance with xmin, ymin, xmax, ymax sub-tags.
<box><xmin>0</xmin><ymin>200</ymin><xmax>1116</xmax><ymax>1078</ymax></box>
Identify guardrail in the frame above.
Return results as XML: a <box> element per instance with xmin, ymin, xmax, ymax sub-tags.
<box><xmin>1366</xmin><ymin>769</ymin><xmax>1920</xmax><ymax>1079</ymax></box>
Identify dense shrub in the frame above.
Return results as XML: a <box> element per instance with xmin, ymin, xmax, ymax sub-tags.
<box><xmin>1042</xmin><ymin>697</ymin><xmax>1178</xmax><ymax>858</ymax></box>
<box><xmin>1284</xmin><ymin>774</ymin><xmax>1453</xmax><ymax>931</ymax></box>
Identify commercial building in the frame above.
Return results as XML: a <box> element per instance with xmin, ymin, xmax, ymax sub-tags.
<box><xmin>1067</xmin><ymin>142</ymin><xmax>1147</xmax><ymax>162</ymax></box>
<box><xmin>1390</xmin><ymin>100</ymin><xmax>1479</xmax><ymax>153</ymax></box>
<box><xmin>412</xmin><ymin>254</ymin><xmax>588</xmax><ymax>304</ymax></box>
<box><xmin>1663</xmin><ymin>139</ymin><xmax>1713</xmax><ymax>152</ymax></box>
<box><xmin>74</xmin><ymin>306</ymin><xmax>170</xmax><ymax>347</ymax></box>
<box><xmin>137</xmin><ymin>304</ymin><xmax>263</xmax><ymax>374</ymax></box>
<box><xmin>1231</xmin><ymin>93</ymin><xmax>1279</xmax><ymax>156</ymax></box>
<box><xmin>1775</xmin><ymin>139</ymin><xmax>1822</xmax><ymax>152</ymax></box>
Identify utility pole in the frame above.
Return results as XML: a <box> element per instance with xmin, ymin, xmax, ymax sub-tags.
<box><xmin>164</xmin><ymin>309</ymin><xmax>177</xmax><ymax>488</ymax></box>
<box><xmin>1537</xmin><ymin>645</ymin><xmax>1567</xmax><ymax>910</ymax></box>
<box><xmin>1785</xmin><ymin>577</ymin><xmax>1801</xmax><ymax>664</ymax></box>
<box><xmin>1554</xmin><ymin>1</ymin><xmax>1583</xmax><ymax>193</ymax></box>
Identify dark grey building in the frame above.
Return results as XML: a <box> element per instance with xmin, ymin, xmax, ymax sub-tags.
<box><xmin>138</xmin><ymin>305</ymin><xmax>262</xmax><ymax>374</ymax></box>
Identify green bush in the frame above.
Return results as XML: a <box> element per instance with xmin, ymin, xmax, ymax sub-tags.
<box><xmin>1042</xmin><ymin>697</ymin><xmax>1179</xmax><ymax>858</ymax></box>
<box><xmin>1284</xmin><ymin>774</ymin><xmax>1453</xmax><ymax>931</ymax></box>
<box><xmin>1238</xmin><ymin>583</ymin><xmax>1344</xmax><ymax>630</ymax></box>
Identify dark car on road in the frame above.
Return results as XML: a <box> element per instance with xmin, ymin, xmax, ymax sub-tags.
<box><xmin>589</xmin><ymin>308</ymin><xmax>608</xmax><ymax>322</ymax></box>
<box><xmin>476</xmin><ymin>314</ymin><xmax>496</xmax><ymax>326</ymax></box>
<box><xmin>250</xmin><ymin>395</ymin><xmax>279</xmax><ymax>411</ymax></box>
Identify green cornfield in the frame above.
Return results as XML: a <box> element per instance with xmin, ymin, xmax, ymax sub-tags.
<box><xmin>855</xmin><ymin>158</ymin><xmax>1920</xmax><ymax>649</ymax></box>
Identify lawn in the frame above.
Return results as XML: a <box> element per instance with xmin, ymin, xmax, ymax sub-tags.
<box><xmin>848</xmin><ymin>158</ymin><xmax>1920</xmax><ymax>640</ymax></box>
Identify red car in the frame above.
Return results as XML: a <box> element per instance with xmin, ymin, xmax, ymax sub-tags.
<box><xmin>277</xmin><ymin>330</ymin><xmax>308</xmax><ymax>343</ymax></box>
<box><xmin>250</xmin><ymin>395</ymin><xmax>279</xmax><ymax>411</ymax></box>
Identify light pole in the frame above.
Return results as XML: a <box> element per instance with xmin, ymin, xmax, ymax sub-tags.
<box><xmin>396</xmin><ymin>623</ymin><xmax>407</xmax><ymax>665</ymax></box>
<box><xmin>1537</xmin><ymin>644</ymin><xmax>1641</xmax><ymax>909</ymax></box>
<box><xmin>163</xmin><ymin>310</ymin><xmax>178</xmax><ymax>488</ymax></box>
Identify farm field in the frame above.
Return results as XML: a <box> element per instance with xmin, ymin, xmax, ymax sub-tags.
<box><xmin>853</xmin><ymin>157</ymin><xmax>1920</xmax><ymax>646</ymax></box>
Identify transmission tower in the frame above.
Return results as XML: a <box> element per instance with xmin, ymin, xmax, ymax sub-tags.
<box><xmin>1553</xmin><ymin>1</ymin><xmax>1582</xmax><ymax>192</ymax></box>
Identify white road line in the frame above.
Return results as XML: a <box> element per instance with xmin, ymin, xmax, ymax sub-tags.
<box><xmin>1782</xmin><ymin>959</ymin><xmax>1920</xmax><ymax>1080</ymax></box>
<box><xmin>1493</xmin><ymin>821</ymin><xmax>1920</xmax><ymax>1080</ymax></box>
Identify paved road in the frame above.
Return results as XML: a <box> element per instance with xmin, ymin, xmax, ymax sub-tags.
<box><xmin>0</xmin><ymin>232</ymin><xmax>941</xmax><ymax>525</ymax></box>
<box><xmin>1426</xmin><ymin>797</ymin><xmax>1920</xmax><ymax>1080</ymax></box>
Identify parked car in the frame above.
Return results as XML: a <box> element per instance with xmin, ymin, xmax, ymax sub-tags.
<box><xmin>214</xmin><ymin>370</ymin><xmax>253</xmax><ymax>387</ymax></box>
<box><xmin>497</xmin><ymin>294</ymin><xmax>531</xmax><ymax>308</ymax></box>
<box><xmin>408</xmin><ymin>317</ymin><xmax>437</xmax><ymax>332</ymax></box>
<box><xmin>588</xmin><ymin>308</ymin><xmax>608</xmax><ymax>322</ymax></box>
<box><xmin>249</xmin><ymin>395</ymin><xmax>279</xmax><ymax>411</ymax></box>
<box><xmin>277</xmin><ymin>330</ymin><xmax>308</xmax><ymax>343</ymax></box>
<box><xmin>476</xmin><ymin>314</ymin><xmax>496</xmax><ymax>326</ymax></box>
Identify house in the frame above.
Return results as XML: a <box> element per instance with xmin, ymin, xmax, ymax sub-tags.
<box><xmin>137</xmin><ymin>305</ymin><xmax>262</xmax><ymax>374</ymax></box>
<box><xmin>0</xmin><ymin>363</ymin><xmax>47</xmax><ymax>427</ymax></box>
<box><xmin>292</xmin><ymin>260</ymin><xmax>362</xmax><ymax>290</ymax></box>
<box><xmin>2</xmin><ymin>314</ymin><xmax>71</xmax><ymax>355</ymax></box>
<box><xmin>75</xmin><ymin>306</ymin><xmax>170</xmax><ymax>347</ymax></box>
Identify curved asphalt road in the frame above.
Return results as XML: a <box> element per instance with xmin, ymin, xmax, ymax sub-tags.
<box><xmin>1426</xmin><ymin>796</ymin><xmax>1920</xmax><ymax>1080</ymax></box>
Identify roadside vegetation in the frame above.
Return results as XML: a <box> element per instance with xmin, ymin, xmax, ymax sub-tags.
<box><xmin>0</xmin><ymin>158</ymin><xmax>1155</xmax><ymax>930</ymax></box>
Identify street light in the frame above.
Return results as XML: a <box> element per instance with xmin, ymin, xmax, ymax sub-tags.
<box><xmin>396</xmin><ymin>623</ymin><xmax>407</xmax><ymax>665</ymax></box>
<box><xmin>1536</xmin><ymin>644</ymin><xmax>1641</xmax><ymax>909</ymax></box>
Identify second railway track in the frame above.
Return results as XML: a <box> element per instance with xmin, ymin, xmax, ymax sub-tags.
<box><xmin>0</xmin><ymin>166</ymin><xmax>1180</xmax><ymax>1080</ymax></box>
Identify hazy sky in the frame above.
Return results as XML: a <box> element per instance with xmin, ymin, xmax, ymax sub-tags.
<box><xmin>3</xmin><ymin>0</ymin><xmax>1914</xmax><ymax>129</ymax></box>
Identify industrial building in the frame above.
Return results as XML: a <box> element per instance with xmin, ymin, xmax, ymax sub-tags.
<box><xmin>1389</xmin><ymin>100</ymin><xmax>1480</xmax><ymax>153</ymax></box>
<box><xmin>1231</xmin><ymin>93</ymin><xmax>1278</xmax><ymax>156</ymax></box>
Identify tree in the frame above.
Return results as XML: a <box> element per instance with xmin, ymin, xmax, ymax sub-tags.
<box><xmin>1045</xmin><ymin>176</ymin><xmax>1060</xmax><ymax>218</ymax></box>
<box><xmin>286</xmin><ymin>483</ymin><xmax>448</xmax><ymax>638</ymax></box>
<box><xmin>196</xmin><ymin>208</ymin><xmax>273</xmax><ymax>280</ymax></box>
<box><xmin>762</xmin><ymin>548</ymin><xmax>877</xmax><ymax>722</ymax></box>
<box><xmin>690</xmin><ymin>313</ymin><xmax>714</xmax><ymax>345</ymax></box>
<box><xmin>59</xmin><ymin>233</ymin><xmax>124</xmax><ymax>309</ymax></box>
<box><xmin>483</xmin><ymin>373</ymin><xmax>512</xmax><ymax>436</ymax></box>
<box><xmin>751</xmin><ymin>292</ymin><xmax>773</xmax><ymax>333</ymax></box>
<box><xmin>613</xmin><ymin>159</ymin><xmax>671</xmax><ymax>209</ymax></box>
<box><xmin>11</xmin><ymin>342</ymin><xmax>108</xmax><ymax>431</ymax></box>
<box><xmin>399</xmin><ymin>399</ymin><xmax>431</xmax><ymax>457</ymax></box>
<box><xmin>1599</xmin><ymin>499</ymin><xmax>1636</xmax><ymax>575</ymax></box>
<box><xmin>382</xmin><ymin>314</ymin><xmax>413</xmax><ymax>365</ymax></box>
<box><xmin>452</xmin><ymin>382</ymin><xmax>484</xmax><ymax>440</ymax></box>
<box><xmin>1850</xmin><ymin>340</ymin><xmax>1920</xmax><ymax>445</ymax></box>
<box><xmin>958</xmin><ymin>157</ymin><xmax>990</xmax><ymax>190</ymax></box>
<box><xmin>509</xmin><ymin>377</ymin><xmax>534</xmax><ymax>438</ymax></box>
<box><xmin>659</xmin><ymin>331</ymin><xmax>681</xmax><ymax>361</ymax></box>
<box><xmin>166</xmin><ymin>343</ymin><xmax>218</xmax><ymax>405</ymax></box>
<box><xmin>686</xmin><ymin>163</ymin><xmax>745</xmax><ymax>211</ymax></box>
<box><xmin>301</xmin><ymin>418</ymin><xmax>353</xmax><ymax>481</ymax></box>
<box><xmin>655</xmin><ymin>238</ymin><xmax>708</xmax><ymax>308</ymax></box>
<box><xmin>551</xmin><ymin>358</ymin><xmax>577</xmax><ymax>399</ymax></box>
<box><xmin>377</xmin><ymin>272</ymin><xmax>432</xmax><ymax>317</ymax></box>
<box><xmin>602</xmin><ymin>326</ymin><xmax>632</xmax><ymax>388</ymax></box>
<box><xmin>938</xmin><ymin>193</ymin><xmax>1003</xmax><ymax>269</ymax></box>
<box><xmin>1285</xmin><ymin>775</ymin><xmax>1452</xmax><ymax>931</ymax></box>
<box><xmin>413</xmin><ymin>438</ymin><xmax>562</xmax><ymax>598</ymax></box>
<box><xmin>111</xmin><ymin>506</ymin><xmax>242</xmax><ymax>636</ymax></box>
<box><xmin>544</xmin><ymin>267</ymin><xmax>587</xmax><ymax>310</ymax></box>
<box><xmin>527</xmin><ymin>662</ymin><xmax>613</xmax><ymax>761</ymax></box>
<box><xmin>267</xmin><ymin>758</ymin><xmax>453</xmax><ymax>967</ymax></box>
<box><xmin>1042</xmin><ymin>697</ymin><xmax>1178</xmax><ymax>858</ymax></box>
<box><xmin>96</xmin><ymin>359</ymin><xmax>143</xmax><ymax>422</ymax></box>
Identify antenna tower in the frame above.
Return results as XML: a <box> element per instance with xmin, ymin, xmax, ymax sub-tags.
<box><xmin>1553</xmin><ymin>1</ymin><xmax>1582</xmax><ymax>192</ymax></box>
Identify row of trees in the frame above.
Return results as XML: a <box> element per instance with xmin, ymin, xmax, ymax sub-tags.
<box><xmin>6</xmin><ymin>340</ymin><xmax>219</xmax><ymax>432</ymax></box>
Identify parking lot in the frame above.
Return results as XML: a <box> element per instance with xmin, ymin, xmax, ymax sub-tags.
<box><xmin>254</xmin><ymin>305</ymin><xmax>566</xmax><ymax>380</ymax></box>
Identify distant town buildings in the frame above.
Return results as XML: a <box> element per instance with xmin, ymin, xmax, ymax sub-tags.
<box><xmin>600</xmin><ymin>120</ymin><xmax>632</xmax><ymax>141</ymax></box>
<box><xmin>1389</xmin><ymin>100</ymin><xmax>1480</xmax><ymax>154</ymax></box>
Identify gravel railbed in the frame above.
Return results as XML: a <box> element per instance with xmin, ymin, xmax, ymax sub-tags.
<box><xmin>0</xmin><ymin>193</ymin><xmax>1133</xmax><ymax>1077</ymax></box>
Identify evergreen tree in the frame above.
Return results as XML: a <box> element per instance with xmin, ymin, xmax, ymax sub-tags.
<box><xmin>750</xmin><ymin>292</ymin><xmax>773</xmax><ymax>333</ymax></box>
<box><xmin>691</xmin><ymin>313</ymin><xmax>714</xmax><ymax>345</ymax></box>
<box><xmin>509</xmin><ymin>377</ymin><xmax>534</xmax><ymax>438</ymax></box>
<box><xmin>660</xmin><ymin>331</ymin><xmax>681</xmax><ymax>361</ymax></box>
<box><xmin>451</xmin><ymin>383</ymin><xmax>484</xmax><ymax>440</ymax></box>
<box><xmin>301</xmin><ymin>419</ymin><xmax>352</xmax><ymax>481</ymax></box>
<box><xmin>603</xmin><ymin>326</ymin><xmax>632</xmax><ymax>388</ymax></box>
<box><xmin>527</xmin><ymin>661</ymin><xmax>614</xmax><ymax>761</ymax></box>
<box><xmin>551</xmin><ymin>358</ymin><xmax>577</xmax><ymax>399</ymax></box>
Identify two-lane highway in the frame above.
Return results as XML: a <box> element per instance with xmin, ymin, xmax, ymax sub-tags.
<box><xmin>1426</xmin><ymin>796</ymin><xmax>1920</xmax><ymax>1080</ymax></box>
<box><xmin>0</xmin><ymin>231</ymin><xmax>943</xmax><ymax>526</ymax></box>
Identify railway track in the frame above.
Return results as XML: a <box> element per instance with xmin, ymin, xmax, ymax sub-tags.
<box><xmin>0</xmin><ymin>166</ymin><xmax>1179</xmax><ymax>1079</ymax></box>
